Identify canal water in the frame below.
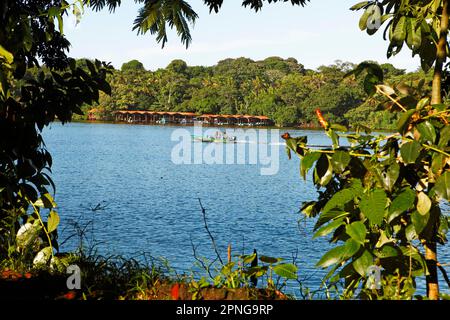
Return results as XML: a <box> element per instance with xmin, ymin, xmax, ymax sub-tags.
<box><xmin>42</xmin><ymin>122</ymin><xmax>449</xmax><ymax>297</ymax></box>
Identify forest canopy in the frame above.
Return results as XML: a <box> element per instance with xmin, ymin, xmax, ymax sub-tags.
<box><xmin>70</xmin><ymin>56</ymin><xmax>436</xmax><ymax>129</ymax></box>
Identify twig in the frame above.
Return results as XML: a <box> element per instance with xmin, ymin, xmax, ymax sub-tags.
<box><xmin>198</xmin><ymin>198</ymin><xmax>224</xmax><ymax>266</ymax></box>
<box><xmin>190</xmin><ymin>237</ymin><xmax>217</xmax><ymax>280</ymax></box>
<box><xmin>376</xmin><ymin>86</ymin><xmax>407</xmax><ymax>112</ymax></box>
<box><xmin>437</xmin><ymin>263</ymin><xmax>450</xmax><ymax>289</ymax></box>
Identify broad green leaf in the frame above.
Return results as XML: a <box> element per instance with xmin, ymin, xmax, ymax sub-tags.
<box><xmin>273</xmin><ymin>263</ymin><xmax>298</xmax><ymax>280</ymax></box>
<box><xmin>381</xmin><ymin>162</ymin><xmax>399</xmax><ymax>192</ymax></box>
<box><xmin>400</xmin><ymin>141</ymin><xmax>421</xmax><ymax>164</ymax></box>
<box><xmin>314</xmin><ymin>154</ymin><xmax>333</xmax><ymax>186</ymax></box>
<box><xmin>374</xmin><ymin>244</ymin><xmax>399</xmax><ymax>258</ymax></box>
<box><xmin>417</xmin><ymin>192</ymin><xmax>431</xmax><ymax>216</ymax></box>
<box><xmin>300</xmin><ymin>152</ymin><xmax>321</xmax><ymax>179</ymax></box>
<box><xmin>433</xmin><ymin>171</ymin><xmax>450</xmax><ymax>200</ymax></box>
<box><xmin>316</xmin><ymin>245</ymin><xmax>347</xmax><ymax>268</ymax></box>
<box><xmin>431</xmin><ymin>153</ymin><xmax>445</xmax><ymax>174</ymax></box>
<box><xmin>316</xmin><ymin>209</ymin><xmax>350</xmax><ymax>229</ymax></box>
<box><xmin>392</xmin><ymin>16</ymin><xmax>407</xmax><ymax>42</ymax></box>
<box><xmin>411</xmin><ymin>210</ymin><xmax>429</xmax><ymax>235</ymax></box>
<box><xmin>330</xmin><ymin>124</ymin><xmax>348</xmax><ymax>132</ymax></box>
<box><xmin>313</xmin><ymin>218</ymin><xmax>345</xmax><ymax>239</ymax></box>
<box><xmin>48</xmin><ymin>6</ymin><xmax>61</xmax><ymax>17</ymax></box>
<box><xmin>406</xmin><ymin>17</ymin><xmax>422</xmax><ymax>49</ymax></box>
<box><xmin>388</xmin><ymin>188</ymin><xmax>415</xmax><ymax>222</ymax></box>
<box><xmin>0</xmin><ymin>44</ymin><xmax>14</xmax><ymax>64</ymax></box>
<box><xmin>438</xmin><ymin>125</ymin><xmax>450</xmax><ymax>148</ymax></box>
<box><xmin>346</xmin><ymin>221</ymin><xmax>367</xmax><ymax>245</ymax></box>
<box><xmin>259</xmin><ymin>256</ymin><xmax>282</xmax><ymax>264</ymax></box>
<box><xmin>405</xmin><ymin>224</ymin><xmax>417</xmax><ymax>241</ymax></box>
<box><xmin>416</xmin><ymin>121</ymin><xmax>436</xmax><ymax>144</ymax></box>
<box><xmin>353</xmin><ymin>250</ymin><xmax>374</xmax><ymax>276</ymax></box>
<box><xmin>397</xmin><ymin>109</ymin><xmax>416</xmax><ymax>133</ymax></box>
<box><xmin>350</xmin><ymin>1</ymin><xmax>370</xmax><ymax>11</ymax></box>
<box><xmin>331</xmin><ymin>150</ymin><xmax>351</xmax><ymax>174</ymax></box>
<box><xmin>360</xmin><ymin>189</ymin><xmax>387</xmax><ymax>226</ymax></box>
<box><xmin>47</xmin><ymin>210</ymin><xmax>60</xmax><ymax>233</ymax></box>
<box><xmin>322</xmin><ymin>179</ymin><xmax>363</xmax><ymax>214</ymax></box>
<box><xmin>343</xmin><ymin>239</ymin><xmax>361</xmax><ymax>258</ymax></box>
<box><xmin>359</xmin><ymin>7</ymin><xmax>372</xmax><ymax>30</ymax></box>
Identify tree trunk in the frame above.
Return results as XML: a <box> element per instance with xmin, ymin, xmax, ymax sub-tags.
<box><xmin>427</xmin><ymin>0</ymin><xmax>449</xmax><ymax>300</ymax></box>
<box><xmin>431</xmin><ymin>0</ymin><xmax>449</xmax><ymax>105</ymax></box>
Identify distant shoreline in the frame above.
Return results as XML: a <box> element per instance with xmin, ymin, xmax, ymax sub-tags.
<box><xmin>70</xmin><ymin>119</ymin><xmax>326</xmax><ymax>131</ymax></box>
<box><xmin>69</xmin><ymin>119</ymin><xmax>395</xmax><ymax>132</ymax></box>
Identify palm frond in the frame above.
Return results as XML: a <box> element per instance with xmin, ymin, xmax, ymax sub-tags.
<box><xmin>133</xmin><ymin>0</ymin><xmax>198</xmax><ymax>48</ymax></box>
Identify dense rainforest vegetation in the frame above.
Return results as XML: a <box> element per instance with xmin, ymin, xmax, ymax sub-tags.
<box><xmin>74</xmin><ymin>57</ymin><xmax>440</xmax><ymax>129</ymax></box>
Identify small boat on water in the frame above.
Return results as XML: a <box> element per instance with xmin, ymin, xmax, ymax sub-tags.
<box><xmin>192</xmin><ymin>131</ymin><xmax>237</xmax><ymax>143</ymax></box>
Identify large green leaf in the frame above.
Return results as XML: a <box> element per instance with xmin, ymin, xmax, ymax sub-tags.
<box><xmin>313</xmin><ymin>218</ymin><xmax>345</xmax><ymax>238</ymax></box>
<box><xmin>381</xmin><ymin>162</ymin><xmax>399</xmax><ymax>192</ymax></box>
<box><xmin>359</xmin><ymin>6</ymin><xmax>372</xmax><ymax>30</ymax></box>
<box><xmin>316</xmin><ymin>209</ymin><xmax>350</xmax><ymax>229</ymax></box>
<box><xmin>416</xmin><ymin>192</ymin><xmax>431</xmax><ymax>216</ymax></box>
<box><xmin>411</xmin><ymin>210</ymin><xmax>429</xmax><ymax>235</ymax></box>
<box><xmin>316</xmin><ymin>245</ymin><xmax>347</xmax><ymax>268</ymax></box>
<box><xmin>314</xmin><ymin>154</ymin><xmax>333</xmax><ymax>186</ymax></box>
<box><xmin>353</xmin><ymin>250</ymin><xmax>374</xmax><ymax>276</ymax></box>
<box><xmin>273</xmin><ymin>263</ymin><xmax>298</xmax><ymax>280</ymax></box>
<box><xmin>416</xmin><ymin>121</ymin><xmax>436</xmax><ymax>144</ymax></box>
<box><xmin>322</xmin><ymin>179</ymin><xmax>363</xmax><ymax>214</ymax></box>
<box><xmin>360</xmin><ymin>189</ymin><xmax>387</xmax><ymax>226</ymax></box>
<box><xmin>259</xmin><ymin>256</ymin><xmax>282</xmax><ymax>264</ymax></box>
<box><xmin>343</xmin><ymin>239</ymin><xmax>361</xmax><ymax>258</ymax></box>
<box><xmin>400</xmin><ymin>141</ymin><xmax>421</xmax><ymax>164</ymax></box>
<box><xmin>300</xmin><ymin>152</ymin><xmax>321</xmax><ymax>179</ymax></box>
<box><xmin>374</xmin><ymin>244</ymin><xmax>399</xmax><ymax>258</ymax></box>
<box><xmin>433</xmin><ymin>171</ymin><xmax>450</xmax><ymax>200</ymax></box>
<box><xmin>387</xmin><ymin>188</ymin><xmax>415</xmax><ymax>222</ymax></box>
<box><xmin>345</xmin><ymin>221</ymin><xmax>367</xmax><ymax>245</ymax></box>
<box><xmin>47</xmin><ymin>210</ymin><xmax>60</xmax><ymax>233</ymax></box>
<box><xmin>392</xmin><ymin>16</ymin><xmax>407</xmax><ymax>42</ymax></box>
<box><xmin>350</xmin><ymin>1</ymin><xmax>370</xmax><ymax>11</ymax></box>
<box><xmin>331</xmin><ymin>150</ymin><xmax>351</xmax><ymax>174</ymax></box>
<box><xmin>438</xmin><ymin>125</ymin><xmax>450</xmax><ymax>148</ymax></box>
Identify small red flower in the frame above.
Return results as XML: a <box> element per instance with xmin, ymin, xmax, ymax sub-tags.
<box><xmin>315</xmin><ymin>109</ymin><xmax>329</xmax><ymax>129</ymax></box>
<box><xmin>171</xmin><ymin>283</ymin><xmax>180</xmax><ymax>300</ymax></box>
<box><xmin>281</xmin><ymin>132</ymin><xmax>291</xmax><ymax>140</ymax></box>
<box><xmin>63</xmin><ymin>291</ymin><xmax>76</xmax><ymax>300</ymax></box>
<box><xmin>24</xmin><ymin>272</ymin><xmax>32</xmax><ymax>279</ymax></box>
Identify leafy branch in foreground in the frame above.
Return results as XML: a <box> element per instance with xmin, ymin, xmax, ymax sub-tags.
<box><xmin>283</xmin><ymin>61</ymin><xmax>449</xmax><ymax>300</ymax></box>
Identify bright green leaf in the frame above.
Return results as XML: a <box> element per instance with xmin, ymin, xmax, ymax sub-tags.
<box><xmin>400</xmin><ymin>141</ymin><xmax>421</xmax><ymax>164</ymax></box>
<box><xmin>313</xmin><ymin>218</ymin><xmax>345</xmax><ymax>239</ymax></box>
<box><xmin>346</xmin><ymin>221</ymin><xmax>367</xmax><ymax>245</ymax></box>
<box><xmin>353</xmin><ymin>250</ymin><xmax>374</xmax><ymax>276</ymax></box>
<box><xmin>388</xmin><ymin>188</ymin><xmax>415</xmax><ymax>222</ymax></box>
<box><xmin>417</xmin><ymin>192</ymin><xmax>431</xmax><ymax>215</ymax></box>
<box><xmin>47</xmin><ymin>211</ymin><xmax>60</xmax><ymax>233</ymax></box>
<box><xmin>360</xmin><ymin>189</ymin><xmax>387</xmax><ymax>226</ymax></box>
<box><xmin>331</xmin><ymin>150</ymin><xmax>351</xmax><ymax>174</ymax></box>
<box><xmin>273</xmin><ymin>263</ymin><xmax>298</xmax><ymax>280</ymax></box>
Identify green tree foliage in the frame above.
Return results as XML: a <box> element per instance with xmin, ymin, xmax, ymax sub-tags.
<box><xmin>121</xmin><ymin>59</ymin><xmax>145</xmax><ymax>72</ymax></box>
<box><xmin>285</xmin><ymin>63</ymin><xmax>449</xmax><ymax>300</ymax></box>
<box><xmin>0</xmin><ymin>1</ymin><xmax>112</xmax><ymax>267</ymax></box>
<box><xmin>91</xmin><ymin>57</ymin><xmax>425</xmax><ymax>129</ymax></box>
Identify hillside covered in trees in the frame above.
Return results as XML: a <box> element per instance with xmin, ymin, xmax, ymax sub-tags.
<box><xmin>79</xmin><ymin>57</ymin><xmax>435</xmax><ymax>129</ymax></box>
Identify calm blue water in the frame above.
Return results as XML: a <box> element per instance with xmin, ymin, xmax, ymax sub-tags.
<box><xmin>42</xmin><ymin>122</ymin><xmax>449</xmax><ymax>297</ymax></box>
